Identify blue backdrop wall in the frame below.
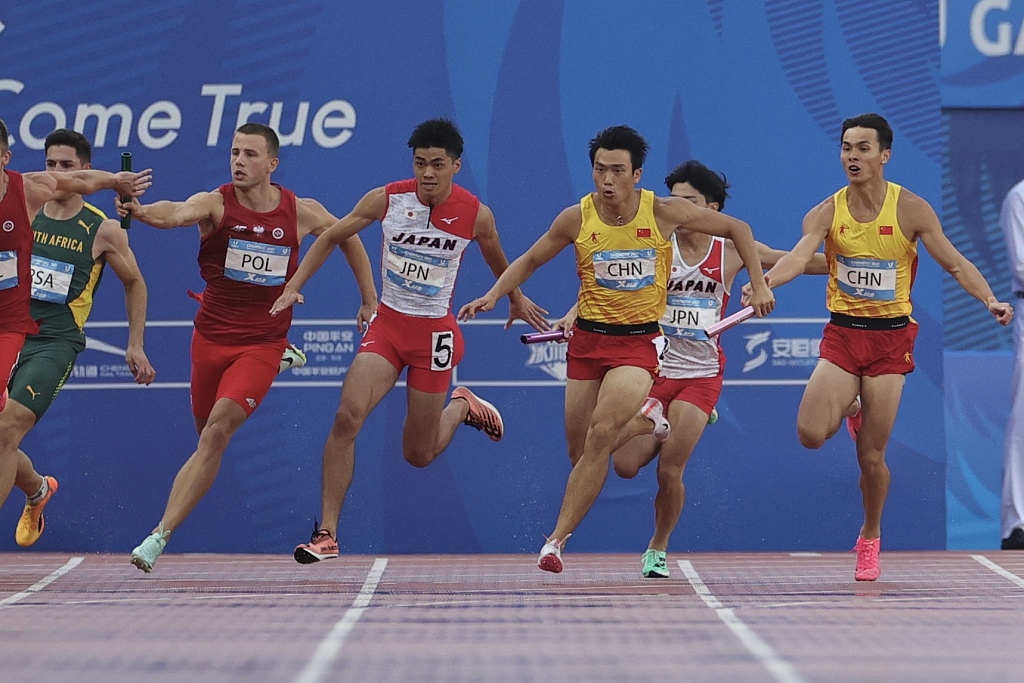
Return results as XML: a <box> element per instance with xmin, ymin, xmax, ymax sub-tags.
<box><xmin>0</xmin><ymin>0</ymin><xmax>947</xmax><ymax>555</ymax></box>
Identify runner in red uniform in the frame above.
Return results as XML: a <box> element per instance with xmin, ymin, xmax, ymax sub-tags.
<box><xmin>120</xmin><ymin>123</ymin><xmax>376</xmax><ymax>573</ymax></box>
<box><xmin>0</xmin><ymin>118</ymin><xmax>151</xmax><ymax>507</ymax></box>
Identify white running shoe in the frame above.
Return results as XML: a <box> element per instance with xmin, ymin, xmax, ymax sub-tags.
<box><xmin>279</xmin><ymin>343</ymin><xmax>307</xmax><ymax>374</ymax></box>
<box><xmin>537</xmin><ymin>534</ymin><xmax>571</xmax><ymax>573</ymax></box>
<box><xmin>640</xmin><ymin>398</ymin><xmax>671</xmax><ymax>443</ymax></box>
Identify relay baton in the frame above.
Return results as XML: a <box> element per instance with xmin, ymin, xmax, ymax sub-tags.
<box><xmin>119</xmin><ymin>152</ymin><xmax>132</xmax><ymax>230</ymax></box>
<box><xmin>705</xmin><ymin>305</ymin><xmax>755</xmax><ymax>337</ymax></box>
<box><xmin>520</xmin><ymin>330</ymin><xmax>570</xmax><ymax>344</ymax></box>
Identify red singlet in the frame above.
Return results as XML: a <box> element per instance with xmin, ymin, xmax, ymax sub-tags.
<box><xmin>193</xmin><ymin>183</ymin><xmax>299</xmax><ymax>344</ymax></box>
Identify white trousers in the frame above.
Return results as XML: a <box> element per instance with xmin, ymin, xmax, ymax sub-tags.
<box><xmin>1002</xmin><ymin>299</ymin><xmax>1024</xmax><ymax>537</ymax></box>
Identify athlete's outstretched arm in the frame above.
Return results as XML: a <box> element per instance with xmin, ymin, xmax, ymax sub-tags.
<box><xmin>117</xmin><ymin>191</ymin><xmax>221</xmax><ymax>230</ymax></box>
<box><xmin>270</xmin><ymin>187</ymin><xmax>385</xmax><ymax>316</ymax></box>
<box><xmin>761</xmin><ymin>199</ymin><xmax>833</xmax><ymax>290</ymax></box>
<box><xmin>472</xmin><ymin>204</ymin><xmax>549</xmax><ymax>331</ymax></box>
<box><xmin>297</xmin><ymin>197</ymin><xmax>378</xmax><ymax>331</ymax></box>
<box><xmin>95</xmin><ymin>219</ymin><xmax>156</xmax><ymax>385</ymax></box>
<box><xmin>755</xmin><ymin>242</ymin><xmax>828</xmax><ymax>274</ymax></box>
<box><xmin>657</xmin><ymin>197</ymin><xmax>774</xmax><ymax>316</ymax></box>
<box><xmin>459</xmin><ymin>206</ymin><xmax>577</xmax><ymax>321</ymax></box>
<box><xmin>903</xmin><ymin>191</ymin><xmax>1013</xmax><ymax>325</ymax></box>
<box><xmin>24</xmin><ymin>168</ymin><xmax>152</xmax><ymax>220</ymax></box>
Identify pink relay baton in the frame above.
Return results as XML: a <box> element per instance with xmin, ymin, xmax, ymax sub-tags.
<box><xmin>521</xmin><ymin>330</ymin><xmax>570</xmax><ymax>344</ymax></box>
<box><xmin>705</xmin><ymin>306</ymin><xmax>755</xmax><ymax>337</ymax></box>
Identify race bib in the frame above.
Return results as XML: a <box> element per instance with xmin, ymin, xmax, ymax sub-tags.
<box><xmin>224</xmin><ymin>238</ymin><xmax>291</xmax><ymax>286</ymax></box>
<box><xmin>0</xmin><ymin>250</ymin><xmax>18</xmax><ymax>291</ymax></box>
<box><xmin>593</xmin><ymin>249</ymin><xmax>656</xmax><ymax>291</ymax></box>
<box><xmin>385</xmin><ymin>244</ymin><xmax>449</xmax><ymax>297</ymax></box>
<box><xmin>661</xmin><ymin>295</ymin><xmax>718</xmax><ymax>339</ymax></box>
<box><xmin>836</xmin><ymin>255</ymin><xmax>897</xmax><ymax>301</ymax></box>
<box><xmin>431</xmin><ymin>330</ymin><xmax>455</xmax><ymax>371</ymax></box>
<box><xmin>30</xmin><ymin>254</ymin><xmax>75</xmax><ymax>303</ymax></box>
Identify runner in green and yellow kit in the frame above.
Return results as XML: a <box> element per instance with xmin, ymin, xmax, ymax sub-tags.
<box><xmin>0</xmin><ymin>129</ymin><xmax>156</xmax><ymax>545</ymax></box>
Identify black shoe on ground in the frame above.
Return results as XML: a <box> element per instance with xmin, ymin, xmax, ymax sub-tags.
<box><xmin>1001</xmin><ymin>527</ymin><xmax>1024</xmax><ymax>550</ymax></box>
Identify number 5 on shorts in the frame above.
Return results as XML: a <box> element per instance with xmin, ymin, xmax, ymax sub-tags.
<box><xmin>431</xmin><ymin>331</ymin><xmax>454</xmax><ymax>371</ymax></box>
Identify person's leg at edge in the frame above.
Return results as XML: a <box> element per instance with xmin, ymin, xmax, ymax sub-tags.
<box><xmin>0</xmin><ymin>332</ymin><xmax>26</xmax><ymax>509</ymax></box>
<box><xmin>0</xmin><ymin>400</ymin><xmax>36</xmax><ymax>509</ymax></box>
<box><xmin>14</xmin><ymin>449</ymin><xmax>44</xmax><ymax>498</ymax></box>
<box><xmin>646</xmin><ymin>400</ymin><xmax>709</xmax><ymax>551</ymax></box>
<box><xmin>403</xmin><ymin>385</ymin><xmax>463</xmax><ymax>469</ymax></box>
<box><xmin>611</xmin><ymin>430</ymin><xmax>660</xmax><ymax>480</ymax></box>
<box><xmin>318</xmin><ymin>352</ymin><xmax>400</xmax><ymax>539</ymax></box>
<box><xmin>130</xmin><ymin>397</ymin><xmax>249</xmax><ymax>573</ymax></box>
<box><xmin>854</xmin><ymin>373</ymin><xmax>904</xmax><ymax>540</ymax></box>
<box><xmin>156</xmin><ymin>397</ymin><xmax>249</xmax><ymax>534</ymax></box>
<box><xmin>564</xmin><ymin>378</ymin><xmax>601</xmax><ymax>467</ymax></box>
<box><xmin>795</xmin><ymin>359</ymin><xmax>860</xmax><ymax>450</ymax></box>
<box><xmin>547</xmin><ymin>365</ymin><xmax>653</xmax><ymax>542</ymax></box>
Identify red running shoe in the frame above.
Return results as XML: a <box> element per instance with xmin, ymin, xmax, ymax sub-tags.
<box><xmin>452</xmin><ymin>386</ymin><xmax>504</xmax><ymax>441</ymax></box>
<box><xmin>294</xmin><ymin>522</ymin><xmax>339</xmax><ymax>564</ymax></box>
<box><xmin>854</xmin><ymin>536</ymin><xmax>881</xmax><ymax>581</ymax></box>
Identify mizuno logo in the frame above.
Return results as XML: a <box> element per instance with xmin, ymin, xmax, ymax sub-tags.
<box><xmin>440</xmin><ymin>217</ymin><xmax>458</xmax><ymax>225</ymax></box>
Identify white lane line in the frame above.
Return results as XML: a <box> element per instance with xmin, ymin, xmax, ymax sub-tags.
<box><xmin>292</xmin><ymin>558</ymin><xmax>388</xmax><ymax>683</ymax></box>
<box><xmin>679</xmin><ymin>560</ymin><xmax>809</xmax><ymax>683</ymax></box>
<box><xmin>971</xmin><ymin>554</ymin><xmax>1024</xmax><ymax>589</ymax></box>
<box><xmin>0</xmin><ymin>556</ymin><xmax>84</xmax><ymax>608</ymax></box>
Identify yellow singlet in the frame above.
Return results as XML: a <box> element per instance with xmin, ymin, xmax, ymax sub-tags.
<box><xmin>575</xmin><ymin>189</ymin><xmax>671</xmax><ymax>325</ymax></box>
<box><xmin>825</xmin><ymin>182</ymin><xmax>917</xmax><ymax>318</ymax></box>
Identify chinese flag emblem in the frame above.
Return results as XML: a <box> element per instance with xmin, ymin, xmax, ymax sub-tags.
<box><xmin>636</xmin><ymin>228</ymin><xmax>651</xmax><ymax>238</ymax></box>
<box><xmin>879</xmin><ymin>225</ymin><xmax>893</xmax><ymax>236</ymax></box>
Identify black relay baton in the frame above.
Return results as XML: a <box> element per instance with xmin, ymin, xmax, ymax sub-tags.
<box><xmin>119</xmin><ymin>152</ymin><xmax>132</xmax><ymax>230</ymax></box>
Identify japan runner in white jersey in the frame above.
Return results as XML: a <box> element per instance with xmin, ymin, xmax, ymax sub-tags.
<box><xmin>270</xmin><ymin>119</ymin><xmax>548</xmax><ymax>564</ymax></box>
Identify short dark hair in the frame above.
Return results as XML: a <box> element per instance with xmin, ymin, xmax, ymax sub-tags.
<box><xmin>588</xmin><ymin>125</ymin><xmax>649</xmax><ymax>171</ymax></box>
<box><xmin>407</xmin><ymin>118</ymin><xmax>464</xmax><ymax>159</ymax></box>
<box><xmin>664</xmin><ymin>160</ymin><xmax>730</xmax><ymax>210</ymax></box>
<box><xmin>45</xmin><ymin>128</ymin><xmax>92</xmax><ymax>163</ymax></box>
<box><xmin>841</xmin><ymin>113</ymin><xmax>893</xmax><ymax>151</ymax></box>
<box><xmin>0</xmin><ymin>119</ymin><xmax>9</xmax><ymax>153</ymax></box>
<box><xmin>236</xmin><ymin>122</ymin><xmax>280</xmax><ymax>158</ymax></box>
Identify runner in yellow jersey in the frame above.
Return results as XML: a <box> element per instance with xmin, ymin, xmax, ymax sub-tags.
<box><xmin>460</xmin><ymin>126</ymin><xmax>775</xmax><ymax>572</ymax></box>
<box><xmin>752</xmin><ymin>113</ymin><xmax>1013</xmax><ymax>581</ymax></box>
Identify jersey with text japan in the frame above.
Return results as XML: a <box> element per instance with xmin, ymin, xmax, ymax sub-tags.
<box><xmin>194</xmin><ymin>183</ymin><xmax>299</xmax><ymax>344</ymax></box>
<box><xmin>660</xmin><ymin>234</ymin><xmax>727</xmax><ymax>378</ymax></box>
<box><xmin>379</xmin><ymin>179</ymin><xmax>477</xmax><ymax>318</ymax></box>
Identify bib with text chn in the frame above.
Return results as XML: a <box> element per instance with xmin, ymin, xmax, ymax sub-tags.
<box><xmin>575</xmin><ymin>189</ymin><xmax>671</xmax><ymax>326</ymax></box>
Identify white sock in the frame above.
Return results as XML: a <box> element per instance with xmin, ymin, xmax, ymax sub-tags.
<box><xmin>27</xmin><ymin>477</ymin><xmax>48</xmax><ymax>506</ymax></box>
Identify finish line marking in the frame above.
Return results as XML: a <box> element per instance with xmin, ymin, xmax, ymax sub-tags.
<box><xmin>292</xmin><ymin>557</ymin><xmax>388</xmax><ymax>683</ymax></box>
<box><xmin>680</xmin><ymin>560</ymin><xmax>808</xmax><ymax>683</ymax></box>
<box><xmin>0</xmin><ymin>556</ymin><xmax>84</xmax><ymax>609</ymax></box>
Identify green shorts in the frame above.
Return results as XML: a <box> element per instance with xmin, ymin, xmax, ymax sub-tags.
<box><xmin>7</xmin><ymin>338</ymin><xmax>79</xmax><ymax>421</ymax></box>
